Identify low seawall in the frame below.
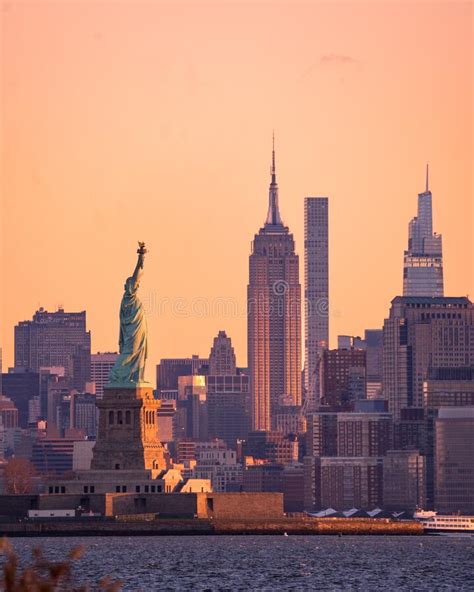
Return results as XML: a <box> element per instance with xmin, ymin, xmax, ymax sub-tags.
<box><xmin>0</xmin><ymin>517</ymin><xmax>423</xmax><ymax>537</ymax></box>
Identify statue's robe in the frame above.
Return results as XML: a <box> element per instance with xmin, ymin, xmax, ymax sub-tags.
<box><xmin>109</xmin><ymin>281</ymin><xmax>147</xmax><ymax>384</ymax></box>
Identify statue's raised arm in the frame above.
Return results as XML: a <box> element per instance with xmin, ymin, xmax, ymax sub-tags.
<box><xmin>108</xmin><ymin>242</ymin><xmax>149</xmax><ymax>386</ymax></box>
<box><xmin>129</xmin><ymin>241</ymin><xmax>147</xmax><ymax>290</ymax></box>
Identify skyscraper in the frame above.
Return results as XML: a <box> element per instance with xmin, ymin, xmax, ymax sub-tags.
<box><xmin>207</xmin><ymin>331</ymin><xmax>248</xmax><ymax>447</ymax></box>
<box><xmin>248</xmin><ymin>138</ymin><xmax>302</xmax><ymax>431</ymax></box>
<box><xmin>403</xmin><ymin>166</ymin><xmax>444</xmax><ymax>296</ymax></box>
<box><xmin>14</xmin><ymin>308</ymin><xmax>91</xmax><ymax>391</ymax></box>
<box><xmin>383</xmin><ymin>296</ymin><xmax>473</xmax><ymax>420</ymax></box>
<box><xmin>304</xmin><ymin>197</ymin><xmax>329</xmax><ymax>409</ymax></box>
<box><xmin>435</xmin><ymin>407</ymin><xmax>474</xmax><ymax>514</ymax></box>
<box><xmin>209</xmin><ymin>330</ymin><xmax>237</xmax><ymax>376</ymax></box>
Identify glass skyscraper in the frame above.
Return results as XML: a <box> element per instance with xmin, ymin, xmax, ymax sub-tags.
<box><xmin>403</xmin><ymin>166</ymin><xmax>444</xmax><ymax>296</ymax></box>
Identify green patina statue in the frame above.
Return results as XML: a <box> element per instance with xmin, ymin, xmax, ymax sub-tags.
<box><xmin>108</xmin><ymin>242</ymin><xmax>149</xmax><ymax>386</ymax></box>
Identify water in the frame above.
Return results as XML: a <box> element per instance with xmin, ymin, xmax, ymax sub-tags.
<box><xmin>6</xmin><ymin>535</ymin><xmax>474</xmax><ymax>591</ymax></box>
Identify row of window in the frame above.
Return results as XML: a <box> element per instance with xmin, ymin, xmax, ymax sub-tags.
<box><xmin>108</xmin><ymin>409</ymin><xmax>157</xmax><ymax>426</ymax></box>
<box><xmin>114</xmin><ymin>484</ymin><xmax>165</xmax><ymax>493</ymax></box>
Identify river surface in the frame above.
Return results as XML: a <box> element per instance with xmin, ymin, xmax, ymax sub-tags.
<box><xmin>6</xmin><ymin>535</ymin><xmax>474</xmax><ymax>591</ymax></box>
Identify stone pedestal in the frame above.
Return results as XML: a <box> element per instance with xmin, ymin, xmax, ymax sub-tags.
<box><xmin>91</xmin><ymin>384</ymin><xmax>168</xmax><ymax>471</ymax></box>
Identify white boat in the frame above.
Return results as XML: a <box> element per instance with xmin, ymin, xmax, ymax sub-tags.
<box><xmin>414</xmin><ymin>510</ymin><xmax>474</xmax><ymax>533</ymax></box>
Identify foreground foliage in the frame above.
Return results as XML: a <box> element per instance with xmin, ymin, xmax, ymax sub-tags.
<box><xmin>0</xmin><ymin>538</ymin><xmax>121</xmax><ymax>591</ymax></box>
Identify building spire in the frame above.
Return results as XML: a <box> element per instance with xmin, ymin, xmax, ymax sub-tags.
<box><xmin>426</xmin><ymin>163</ymin><xmax>429</xmax><ymax>192</ymax></box>
<box><xmin>265</xmin><ymin>132</ymin><xmax>283</xmax><ymax>227</ymax></box>
<box><xmin>271</xmin><ymin>130</ymin><xmax>276</xmax><ymax>183</ymax></box>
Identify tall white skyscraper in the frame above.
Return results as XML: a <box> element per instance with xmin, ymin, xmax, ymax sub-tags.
<box><xmin>304</xmin><ymin>197</ymin><xmax>329</xmax><ymax>410</ymax></box>
<box><xmin>403</xmin><ymin>166</ymin><xmax>444</xmax><ymax>296</ymax></box>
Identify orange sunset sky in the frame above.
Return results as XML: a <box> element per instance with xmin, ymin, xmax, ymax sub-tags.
<box><xmin>0</xmin><ymin>1</ymin><xmax>472</xmax><ymax>382</ymax></box>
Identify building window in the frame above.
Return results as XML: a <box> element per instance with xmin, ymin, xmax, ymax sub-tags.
<box><xmin>54</xmin><ymin>486</ymin><xmax>59</xmax><ymax>494</ymax></box>
<box><xmin>116</xmin><ymin>486</ymin><xmax>120</xmax><ymax>493</ymax></box>
<box><xmin>136</xmin><ymin>485</ymin><xmax>141</xmax><ymax>493</ymax></box>
<box><xmin>151</xmin><ymin>486</ymin><xmax>156</xmax><ymax>493</ymax></box>
<box><xmin>90</xmin><ymin>486</ymin><xmax>95</xmax><ymax>493</ymax></box>
<box><xmin>157</xmin><ymin>485</ymin><xmax>162</xmax><ymax>493</ymax></box>
<box><xmin>125</xmin><ymin>410</ymin><xmax>131</xmax><ymax>424</ymax></box>
<box><xmin>118</xmin><ymin>410</ymin><xmax>123</xmax><ymax>425</ymax></box>
<box><xmin>109</xmin><ymin>411</ymin><xmax>114</xmax><ymax>425</ymax></box>
<box><xmin>145</xmin><ymin>485</ymin><xmax>149</xmax><ymax>493</ymax></box>
<box><xmin>115</xmin><ymin>463</ymin><xmax>120</xmax><ymax>470</ymax></box>
<box><xmin>49</xmin><ymin>486</ymin><xmax>53</xmax><ymax>494</ymax></box>
<box><xmin>122</xmin><ymin>486</ymin><xmax>127</xmax><ymax>493</ymax></box>
<box><xmin>84</xmin><ymin>486</ymin><xmax>89</xmax><ymax>493</ymax></box>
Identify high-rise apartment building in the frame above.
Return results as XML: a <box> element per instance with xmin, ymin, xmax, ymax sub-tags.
<box><xmin>383</xmin><ymin>296</ymin><xmax>473</xmax><ymax>420</ymax></box>
<box><xmin>248</xmin><ymin>140</ymin><xmax>302</xmax><ymax>430</ymax></box>
<box><xmin>305</xmin><ymin>412</ymin><xmax>338</xmax><ymax>458</ymax></box>
<box><xmin>14</xmin><ymin>308</ymin><xmax>91</xmax><ymax>391</ymax></box>
<box><xmin>403</xmin><ymin>167</ymin><xmax>443</xmax><ymax>296</ymax></box>
<box><xmin>209</xmin><ymin>331</ymin><xmax>237</xmax><ymax>376</ymax></box>
<box><xmin>304</xmin><ymin>197</ymin><xmax>329</xmax><ymax>410</ymax></box>
<box><xmin>91</xmin><ymin>353</ymin><xmax>118</xmax><ymax>398</ymax></box>
<box><xmin>319</xmin><ymin>457</ymin><xmax>384</xmax><ymax>511</ymax></box>
<box><xmin>320</xmin><ymin>347</ymin><xmax>366</xmax><ymax>408</ymax></box>
<box><xmin>337</xmin><ymin>412</ymin><xmax>392</xmax><ymax>457</ymax></box>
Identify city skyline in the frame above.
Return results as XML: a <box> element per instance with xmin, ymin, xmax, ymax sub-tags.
<box><xmin>1</xmin><ymin>2</ymin><xmax>472</xmax><ymax>382</ymax></box>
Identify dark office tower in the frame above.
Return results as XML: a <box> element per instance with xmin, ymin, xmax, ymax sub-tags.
<box><xmin>423</xmin><ymin>366</ymin><xmax>474</xmax><ymax>508</ymax></box>
<box><xmin>209</xmin><ymin>331</ymin><xmax>237</xmax><ymax>376</ymax></box>
<box><xmin>248</xmin><ymin>138</ymin><xmax>302</xmax><ymax>431</ymax></box>
<box><xmin>304</xmin><ymin>197</ymin><xmax>329</xmax><ymax>410</ymax></box>
<box><xmin>435</xmin><ymin>408</ymin><xmax>474</xmax><ymax>514</ymax></box>
<box><xmin>403</xmin><ymin>166</ymin><xmax>443</xmax><ymax>296</ymax></box>
<box><xmin>14</xmin><ymin>308</ymin><xmax>91</xmax><ymax>391</ymax></box>
<box><xmin>207</xmin><ymin>375</ymin><xmax>249</xmax><ymax>449</ymax></box>
<box><xmin>383</xmin><ymin>296</ymin><xmax>473</xmax><ymax>421</ymax></box>
<box><xmin>1</xmin><ymin>370</ymin><xmax>40</xmax><ymax>428</ymax></box>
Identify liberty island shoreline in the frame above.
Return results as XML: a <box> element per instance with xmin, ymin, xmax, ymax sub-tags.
<box><xmin>0</xmin><ymin>517</ymin><xmax>422</xmax><ymax>537</ymax></box>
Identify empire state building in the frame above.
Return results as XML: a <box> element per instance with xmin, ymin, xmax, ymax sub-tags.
<box><xmin>247</xmin><ymin>139</ymin><xmax>302</xmax><ymax>431</ymax></box>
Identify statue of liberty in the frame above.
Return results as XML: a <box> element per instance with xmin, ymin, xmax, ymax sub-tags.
<box><xmin>109</xmin><ymin>242</ymin><xmax>149</xmax><ymax>385</ymax></box>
